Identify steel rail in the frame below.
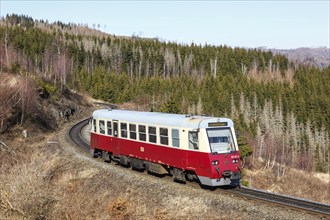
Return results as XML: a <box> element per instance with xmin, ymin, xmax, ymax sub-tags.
<box><xmin>68</xmin><ymin>120</ymin><xmax>330</xmax><ymax>218</ymax></box>
<box><xmin>232</xmin><ymin>187</ymin><xmax>330</xmax><ymax>217</ymax></box>
<box><xmin>68</xmin><ymin>118</ymin><xmax>90</xmax><ymax>151</ymax></box>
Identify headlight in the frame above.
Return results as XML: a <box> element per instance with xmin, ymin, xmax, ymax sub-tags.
<box><xmin>211</xmin><ymin>160</ymin><xmax>219</xmax><ymax>165</ymax></box>
<box><xmin>232</xmin><ymin>159</ymin><xmax>238</xmax><ymax>164</ymax></box>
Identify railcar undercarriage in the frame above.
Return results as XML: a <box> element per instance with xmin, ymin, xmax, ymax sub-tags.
<box><xmin>91</xmin><ymin>148</ymin><xmax>240</xmax><ymax>188</ymax></box>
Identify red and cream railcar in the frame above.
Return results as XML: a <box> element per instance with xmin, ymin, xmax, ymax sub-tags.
<box><xmin>90</xmin><ymin>109</ymin><xmax>241</xmax><ymax>187</ymax></box>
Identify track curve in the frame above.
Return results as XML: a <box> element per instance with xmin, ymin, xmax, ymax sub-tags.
<box><xmin>68</xmin><ymin>119</ymin><xmax>330</xmax><ymax>218</ymax></box>
<box><xmin>68</xmin><ymin>118</ymin><xmax>90</xmax><ymax>151</ymax></box>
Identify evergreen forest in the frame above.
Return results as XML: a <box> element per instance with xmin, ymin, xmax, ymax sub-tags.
<box><xmin>1</xmin><ymin>14</ymin><xmax>329</xmax><ymax>174</ymax></box>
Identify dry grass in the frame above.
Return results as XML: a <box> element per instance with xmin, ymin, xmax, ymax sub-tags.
<box><xmin>243</xmin><ymin>160</ymin><xmax>330</xmax><ymax>204</ymax></box>
<box><xmin>0</xmin><ymin>120</ymin><xmax>326</xmax><ymax>220</ymax></box>
<box><xmin>0</xmin><ymin>153</ymin><xmax>56</xmax><ymax>219</ymax></box>
<box><xmin>0</xmin><ymin>132</ymin><xmax>248</xmax><ymax>220</ymax></box>
<box><xmin>108</xmin><ymin>197</ymin><xmax>134</xmax><ymax>220</ymax></box>
<box><xmin>313</xmin><ymin>172</ymin><xmax>330</xmax><ymax>184</ymax></box>
<box><xmin>0</xmin><ymin>133</ymin><xmax>168</xmax><ymax>220</ymax></box>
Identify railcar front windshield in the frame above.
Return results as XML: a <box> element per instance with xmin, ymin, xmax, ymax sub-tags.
<box><xmin>207</xmin><ymin>128</ymin><xmax>236</xmax><ymax>154</ymax></box>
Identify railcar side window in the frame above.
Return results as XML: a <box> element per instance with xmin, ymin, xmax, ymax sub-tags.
<box><xmin>139</xmin><ymin>125</ymin><xmax>146</xmax><ymax>141</ymax></box>
<box><xmin>172</xmin><ymin>129</ymin><xmax>180</xmax><ymax>147</ymax></box>
<box><xmin>188</xmin><ymin>131</ymin><xmax>199</xmax><ymax>150</ymax></box>
<box><xmin>93</xmin><ymin>119</ymin><xmax>96</xmax><ymax>132</ymax></box>
<box><xmin>160</xmin><ymin>127</ymin><xmax>168</xmax><ymax>145</ymax></box>
<box><xmin>129</xmin><ymin>124</ymin><xmax>137</xmax><ymax>140</ymax></box>
<box><xmin>99</xmin><ymin>120</ymin><xmax>105</xmax><ymax>134</ymax></box>
<box><xmin>121</xmin><ymin>123</ymin><xmax>128</xmax><ymax>138</ymax></box>
<box><xmin>107</xmin><ymin>121</ymin><xmax>112</xmax><ymax>135</ymax></box>
<box><xmin>149</xmin><ymin>126</ymin><xmax>157</xmax><ymax>143</ymax></box>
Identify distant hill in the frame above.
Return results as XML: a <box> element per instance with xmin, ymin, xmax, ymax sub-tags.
<box><xmin>268</xmin><ymin>47</ymin><xmax>330</xmax><ymax>69</ymax></box>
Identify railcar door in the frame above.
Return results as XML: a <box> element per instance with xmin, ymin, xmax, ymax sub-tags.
<box><xmin>112</xmin><ymin>120</ymin><xmax>119</xmax><ymax>155</ymax></box>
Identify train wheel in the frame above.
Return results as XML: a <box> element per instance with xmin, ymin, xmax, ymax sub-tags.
<box><xmin>102</xmin><ymin>151</ymin><xmax>111</xmax><ymax>163</ymax></box>
<box><xmin>119</xmin><ymin>155</ymin><xmax>130</xmax><ymax>167</ymax></box>
<box><xmin>172</xmin><ymin>168</ymin><xmax>186</xmax><ymax>183</ymax></box>
<box><xmin>90</xmin><ymin>148</ymin><xmax>98</xmax><ymax>158</ymax></box>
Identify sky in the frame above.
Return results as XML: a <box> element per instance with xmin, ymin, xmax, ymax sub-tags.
<box><xmin>0</xmin><ymin>1</ymin><xmax>329</xmax><ymax>49</ymax></box>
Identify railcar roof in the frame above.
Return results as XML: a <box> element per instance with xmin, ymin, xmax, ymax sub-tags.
<box><xmin>92</xmin><ymin>109</ymin><xmax>233</xmax><ymax>128</ymax></box>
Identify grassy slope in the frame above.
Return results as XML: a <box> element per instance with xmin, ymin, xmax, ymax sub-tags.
<box><xmin>0</xmin><ymin>120</ymin><xmax>322</xmax><ymax>220</ymax></box>
<box><xmin>243</xmin><ymin>163</ymin><xmax>329</xmax><ymax>204</ymax></box>
<box><xmin>0</xmin><ymin>89</ymin><xmax>327</xmax><ymax>219</ymax></box>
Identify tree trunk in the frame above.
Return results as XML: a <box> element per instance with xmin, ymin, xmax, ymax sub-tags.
<box><xmin>4</xmin><ymin>23</ymin><xmax>9</xmax><ymax>68</ymax></box>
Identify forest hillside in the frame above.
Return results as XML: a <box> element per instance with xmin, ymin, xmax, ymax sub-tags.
<box><xmin>270</xmin><ymin>47</ymin><xmax>330</xmax><ymax>69</ymax></box>
<box><xmin>0</xmin><ymin>14</ymin><xmax>329</xmax><ymax>176</ymax></box>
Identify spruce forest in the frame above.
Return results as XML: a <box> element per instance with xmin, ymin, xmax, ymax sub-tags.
<box><xmin>1</xmin><ymin>15</ymin><xmax>329</xmax><ymax>174</ymax></box>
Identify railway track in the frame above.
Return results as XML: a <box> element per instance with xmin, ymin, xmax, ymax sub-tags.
<box><xmin>68</xmin><ymin>118</ymin><xmax>90</xmax><ymax>151</ymax></box>
<box><xmin>69</xmin><ymin>119</ymin><xmax>330</xmax><ymax>218</ymax></box>
<box><xmin>232</xmin><ymin>187</ymin><xmax>330</xmax><ymax>217</ymax></box>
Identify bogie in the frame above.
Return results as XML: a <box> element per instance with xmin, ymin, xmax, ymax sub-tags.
<box><xmin>172</xmin><ymin>168</ymin><xmax>186</xmax><ymax>183</ymax></box>
<box><xmin>90</xmin><ymin>148</ymin><xmax>101</xmax><ymax>158</ymax></box>
<box><xmin>186</xmin><ymin>171</ymin><xmax>198</xmax><ymax>182</ymax></box>
<box><xmin>130</xmin><ymin>157</ymin><xmax>144</xmax><ymax>171</ymax></box>
<box><xmin>101</xmin><ymin>151</ymin><xmax>111</xmax><ymax>163</ymax></box>
<box><xmin>145</xmin><ymin>161</ymin><xmax>168</xmax><ymax>175</ymax></box>
<box><xmin>119</xmin><ymin>155</ymin><xmax>130</xmax><ymax>167</ymax></box>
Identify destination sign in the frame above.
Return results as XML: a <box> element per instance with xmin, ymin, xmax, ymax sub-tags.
<box><xmin>208</xmin><ymin>122</ymin><xmax>228</xmax><ymax>127</ymax></box>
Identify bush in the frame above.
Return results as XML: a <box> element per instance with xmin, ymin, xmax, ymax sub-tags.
<box><xmin>37</xmin><ymin>79</ymin><xmax>58</xmax><ymax>99</ymax></box>
<box><xmin>240</xmin><ymin>179</ymin><xmax>249</xmax><ymax>187</ymax></box>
